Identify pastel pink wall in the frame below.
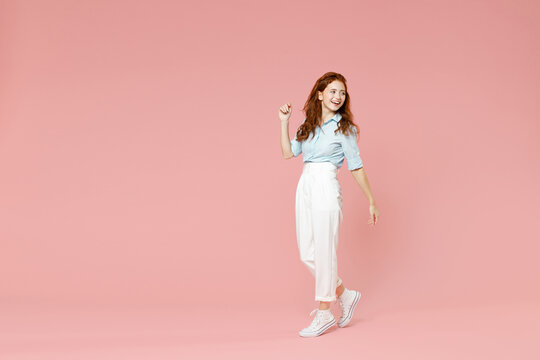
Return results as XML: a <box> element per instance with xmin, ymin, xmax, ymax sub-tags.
<box><xmin>1</xmin><ymin>0</ymin><xmax>539</xmax><ymax>313</ymax></box>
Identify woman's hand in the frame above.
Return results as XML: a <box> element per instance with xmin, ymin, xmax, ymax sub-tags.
<box><xmin>279</xmin><ymin>103</ymin><xmax>292</xmax><ymax>122</ymax></box>
<box><xmin>368</xmin><ymin>203</ymin><xmax>379</xmax><ymax>226</ymax></box>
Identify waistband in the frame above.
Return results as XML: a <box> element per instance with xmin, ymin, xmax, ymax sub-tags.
<box><xmin>302</xmin><ymin>161</ymin><xmax>338</xmax><ymax>174</ymax></box>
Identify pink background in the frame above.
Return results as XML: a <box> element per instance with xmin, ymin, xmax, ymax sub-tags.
<box><xmin>1</xmin><ymin>0</ymin><xmax>539</xmax><ymax>358</ymax></box>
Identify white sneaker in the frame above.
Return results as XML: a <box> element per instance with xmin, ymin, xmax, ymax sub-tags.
<box><xmin>299</xmin><ymin>308</ymin><xmax>336</xmax><ymax>337</ymax></box>
<box><xmin>337</xmin><ymin>288</ymin><xmax>361</xmax><ymax>327</ymax></box>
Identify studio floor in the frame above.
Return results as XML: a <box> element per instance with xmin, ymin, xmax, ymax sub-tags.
<box><xmin>1</xmin><ymin>300</ymin><xmax>538</xmax><ymax>359</ymax></box>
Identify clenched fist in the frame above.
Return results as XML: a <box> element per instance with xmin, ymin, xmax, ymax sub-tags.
<box><xmin>278</xmin><ymin>103</ymin><xmax>292</xmax><ymax>122</ymax></box>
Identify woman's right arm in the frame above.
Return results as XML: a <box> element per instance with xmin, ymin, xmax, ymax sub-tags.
<box><xmin>281</xmin><ymin>120</ymin><xmax>294</xmax><ymax>159</ymax></box>
<box><xmin>279</xmin><ymin>103</ymin><xmax>294</xmax><ymax>159</ymax></box>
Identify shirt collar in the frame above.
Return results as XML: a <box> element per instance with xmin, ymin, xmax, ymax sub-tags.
<box><xmin>322</xmin><ymin>112</ymin><xmax>342</xmax><ymax>126</ymax></box>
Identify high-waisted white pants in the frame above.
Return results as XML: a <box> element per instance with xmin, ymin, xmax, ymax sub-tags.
<box><xmin>295</xmin><ymin>161</ymin><xmax>343</xmax><ymax>302</ymax></box>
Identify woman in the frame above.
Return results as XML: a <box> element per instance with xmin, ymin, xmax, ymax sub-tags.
<box><xmin>280</xmin><ymin>72</ymin><xmax>379</xmax><ymax>337</ymax></box>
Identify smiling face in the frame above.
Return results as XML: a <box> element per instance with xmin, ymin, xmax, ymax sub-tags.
<box><xmin>318</xmin><ymin>80</ymin><xmax>346</xmax><ymax>113</ymax></box>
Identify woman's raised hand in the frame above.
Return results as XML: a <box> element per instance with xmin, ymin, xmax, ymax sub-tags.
<box><xmin>278</xmin><ymin>103</ymin><xmax>292</xmax><ymax>122</ymax></box>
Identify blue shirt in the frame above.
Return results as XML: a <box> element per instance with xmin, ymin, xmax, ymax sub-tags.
<box><xmin>290</xmin><ymin>112</ymin><xmax>364</xmax><ymax>170</ymax></box>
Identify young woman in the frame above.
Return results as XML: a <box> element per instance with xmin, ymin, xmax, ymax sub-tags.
<box><xmin>280</xmin><ymin>72</ymin><xmax>379</xmax><ymax>337</ymax></box>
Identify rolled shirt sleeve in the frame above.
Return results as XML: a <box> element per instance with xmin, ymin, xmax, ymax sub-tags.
<box><xmin>291</xmin><ymin>134</ymin><xmax>302</xmax><ymax>157</ymax></box>
<box><xmin>341</xmin><ymin>127</ymin><xmax>363</xmax><ymax>170</ymax></box>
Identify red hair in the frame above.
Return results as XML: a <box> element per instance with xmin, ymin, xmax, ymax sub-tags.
<box><xmin>295</xmin><ymin>72</ymin><xmax>359</xmax><ymax>142</ymax></box>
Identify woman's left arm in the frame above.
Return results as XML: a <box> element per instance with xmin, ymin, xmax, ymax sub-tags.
<box><xmin>351</xmin><ymin>167</ymin><xmax>379</xmax><ymax>226</ymax></box>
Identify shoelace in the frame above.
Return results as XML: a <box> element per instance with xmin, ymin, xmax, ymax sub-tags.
<box><xmin>306</xmin><ymin>308</ymin><xmax>327</xmax><ymax>329</ymax></box>
<box><xmin>338</xmin><ymin>296</ymin><xmax>354</xmax><ymax>322</ymax></box>
<box><xmin>339</xmin><ymin>296</ymin><xmax>347</xmax><ymax>310</ymax></box>
<box><xmin>307</xmin><ymin>306</ymin><xmax>338</xmax><ymax>329</ymax></box>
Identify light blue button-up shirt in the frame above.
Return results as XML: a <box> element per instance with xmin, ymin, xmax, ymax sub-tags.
<box><xmin>290</xmin><ymin>112</ymin><xmax>364</xmax><ymax>171</ymax></box>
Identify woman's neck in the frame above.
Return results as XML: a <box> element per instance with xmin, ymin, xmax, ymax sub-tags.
<box><xmin>319</xmin><ymin>110</ymin><xmax>337</xmax><ymax>126</ymax></box>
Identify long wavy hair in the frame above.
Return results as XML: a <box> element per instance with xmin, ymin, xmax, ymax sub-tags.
<box><xmin>295</xmin><ymin>72</ymin><xmax>358</xmax><ymax>142</ymax></box>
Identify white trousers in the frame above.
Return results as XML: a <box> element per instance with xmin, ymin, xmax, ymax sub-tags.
<box><xmin>295</xmin><ymin>161</ymin><xmax>343</xmax><ymax>302</ymax></box>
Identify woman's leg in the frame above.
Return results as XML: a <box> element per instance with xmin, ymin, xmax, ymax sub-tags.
<box><xmin>312</xmin><ymin>206</ymin><xmax>342</xmax><ymax>303</ymax></box>
<box><xmin>297</xmin><ymin>165</ymin><xmax>344</xmax><ymax>306</ymax></box>
<box><xmin>336</xmin><ymin>283</ymin><xmax>345</xmax><ymax>297</ymax></box>
<box><xmin>317</xmin><ymin>283</ymin><xmax>345</xmax><ymax>310</ymax></box>
<box><xmin>310</xmin><ymin>171</ymin><xmax>343</xmax><ymax>306</ymax></box>
<box><xmin>296</xmin><ymin>175</ymin><xmax>317</xmax><ymax>279</ymax></box>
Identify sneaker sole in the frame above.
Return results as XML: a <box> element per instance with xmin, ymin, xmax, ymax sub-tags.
<box><xmin>299</xmin><ymin>319</ymin><xmax>337</xmax><ymax>337</ymax></box>
<box><xmin>337</xmin><ymin>291</ymin><xmax>361</xmax><ymax>327</ymax></box>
